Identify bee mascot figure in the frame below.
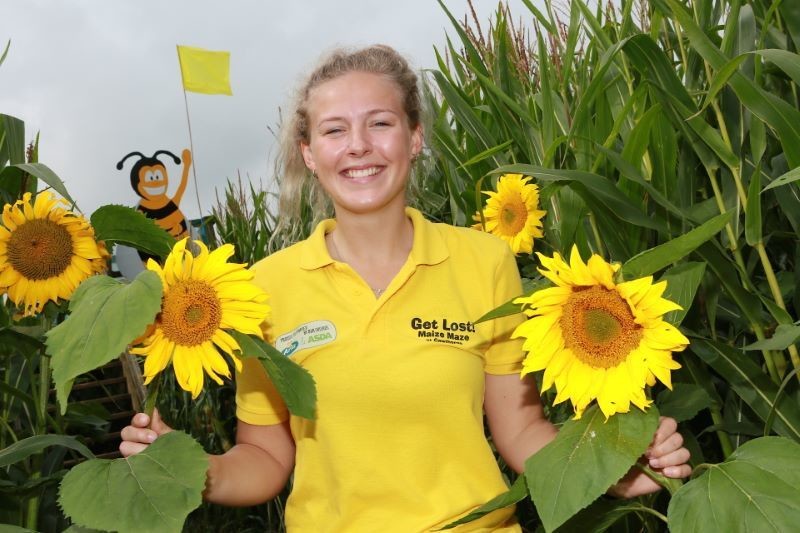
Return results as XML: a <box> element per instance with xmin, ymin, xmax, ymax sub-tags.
<box><xmin>117</xmin><ymin>148</ymin><xmax>191</xmax><ymax>240</ymax></box>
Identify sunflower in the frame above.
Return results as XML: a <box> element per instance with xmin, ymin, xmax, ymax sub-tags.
<box><xmin>131</xmin><ymin>238</ymin><xmax>269</xmax><ymax>398</ymax></box>
<box><xmin>513</xmin><ymin>246</ymin><xmax>689</xmax><ymax>419</ymax></box>
<box><xmin>472</xmin><ymin>173</ymin><xmax>546</xmax><ymax>255</ymax></box>
<box><xmin>0</xmin><ymin>191</ymin><xmax>107</xmax><ymax>316</ymax></box>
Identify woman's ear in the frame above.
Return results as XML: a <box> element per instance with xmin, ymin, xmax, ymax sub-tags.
<box><xmin>411</xmin><ymin>124</ymin><xmax>423</xmax><ymax>159</ymax></box>
<box><xmin>300</xmin><ymin>141</ymin><xmax>316</xmax><ymax>174</ymax></box>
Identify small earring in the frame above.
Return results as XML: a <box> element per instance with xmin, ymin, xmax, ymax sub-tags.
<box><xmin>312</xmin><ymin>169</ymin><xmax>318</xmax><ymax>179</ymax></box>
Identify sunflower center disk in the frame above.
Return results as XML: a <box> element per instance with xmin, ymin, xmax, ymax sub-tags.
<box><xmin>499</xmin><ymin>196</ymin><xmax>527</xmax><ymax>235</ymax></box>
<box><xmin>160</xmin><ymin>280</ymin><xmax>222</xmax><ymax>346</ymax></box>
<box><xmin>7</xmin><ymin>219</ymin><xmax>74</xmax><ymax>280</ymax></box>
<box><xmin>560</xmin><ymin>286</ymin><xmax>642</xmax><ymax>369</ymax></box>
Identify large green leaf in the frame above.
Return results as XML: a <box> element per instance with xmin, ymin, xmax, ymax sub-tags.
<box><xmin>658</xmin><ymin>262</ymin><xmax>706</xmax><ymax>326</ymax></box>
<box><xmin>526</xmin><ymin>405</ymin><xmax>659</xmax><ymax>532</ymax></box>
<box><xmin>59</xmin><ymin>431</ymin><xmax>207</xmax><ymax>533</ymax></box>
<box><xmin>440</xmin><ymin>475</ymin><xmax>527</xmax><ymax>529</ymax></box>
<box><xmin>621</xmin><ymin>211</ymin><xmax>732</xmax><ymax>278</ymax></box>
<box><xmin>0</xmin><ymin>434</ymin><xmax>94</xmax><ymax>468</ymax></box>
<box><xmin>91</xmin><ymin>205</ymin><xmax>176</xmax><ymax>260</ymax></box>
<box><xmin>230</xmin><ymin>331</ymin><xmax>317</xmax><ymax>420</ymax></box>
<box><xmin>668</xmin><ymin>437</ymin><xmax>800</xmax><ymax>533</ymax></box>
<box><xmin>11</xmin><ymin>163</ymin><xmax>75</xmax><ymax>205</ymax></box>
<box><xmin>47</xmin><ymin>271</ymin><xmax>162</xmax><ymax>413</ymax></box>
<box><xmin>691</xmin><ymin>339</ymin><xmax>800</xmax><ymax>441</ymax></box>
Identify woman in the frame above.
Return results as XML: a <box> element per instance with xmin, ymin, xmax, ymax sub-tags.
<box><xmin>121</xmin><ymin>45</ymin><xmax>691</xmax><ymax>532</ymax></box>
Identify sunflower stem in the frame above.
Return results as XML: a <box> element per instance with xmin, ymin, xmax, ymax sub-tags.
<box><xmin>636</xmin><ymin>463</ymin><xmax>683</xmax><ymax>496</ymax></box>
<box><xmin>144</xmin><ymin>372</ymin><xmax>162</xmax><ymax>418</ymax></box>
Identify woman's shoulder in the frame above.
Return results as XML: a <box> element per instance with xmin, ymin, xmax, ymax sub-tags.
<box><xmin>431</xmin><ymin>219</ymin><xmax>511</xmax><ymax>259</ymax></box>
<box><xmin>250</xmin><ymin>239</ymin><xmax>308</xmax><ymax>281</ymax></box>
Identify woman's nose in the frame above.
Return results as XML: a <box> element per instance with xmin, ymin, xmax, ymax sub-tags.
<box><xmin>347</xmin><ymin>126</ymin><xmax>371</xmax><ymax>156</ymax></box>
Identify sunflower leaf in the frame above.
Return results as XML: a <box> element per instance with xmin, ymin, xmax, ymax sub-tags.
<box><xmin>58</xmin><ymin>431</ymin><xmax>207</xmax><ymax>533</ymax></box>
<box><xmin>46</xmin><ymin>271</ymin><xmax>162</xmax><ymax>414</ymax></box>
<box><xmin>230</xmin><ymin>331</ymin><xmax>317</xmax><ymax>420</ymax></box>
<box><xmin>525</xmin><ymin>404</ymin><xmax>659</xmax><ymax>532</ymax></box>
<box><xmin>667</xmin><ymin>437</ymin><xmax>800</xmax><ymax>533</ymax></box>
<box><xmin>90</xmin><ymin>205</ymin><xmax>176</xmax><ymax>260</ymax></box>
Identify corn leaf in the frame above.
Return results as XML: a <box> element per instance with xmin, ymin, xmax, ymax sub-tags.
<box><xmin>762</xmin><ymin>166</ymin><xmax>800</xmax><ymax>192</ymax></box>
<box><xmin>10</xmin><ymin>163</ymin><xmax>75</xmax><ymax>205</ymax></box>
<box><xmin>621</xmin><ymin>211</ymin><xmax>732</xmax><ymax>278</ymax></box>
<box><xmin>658</xmin><ymin>262</ymin><xmax>706</xmax><ymax>326</ymax></box>
<box><xmin>0</xmin><ymin>434</ymin><xmax>94</xmax><ymax>468</ymax></box>
<box><xmin>439</xmin><ymin>475</ymin><xmax>527</xmax><ymax>529</ymax></box>
<box><xmin>691</xmin><ymin>339</ymin><xmax>800</xmax><ymax>442</ymax></box>
<box><xmin>743</xmin><ymin>324</ymin><xmax>800</xmax><ymax>351</ymax></box>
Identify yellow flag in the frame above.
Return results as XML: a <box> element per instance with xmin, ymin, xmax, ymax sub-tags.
<box><xmin>177</xmin><ymin>45</ymin><xmax>232</xmax><ymax>95</ymax></box>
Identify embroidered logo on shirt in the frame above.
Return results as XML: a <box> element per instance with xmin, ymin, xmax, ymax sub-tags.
<box><xmin>410</xmin><ymin>316</ymin><xmax>475</xmax><ymax>345</ymax></box>
<box><xmin>275</xmin><ymin>320</ymin><xmax>337</xmax><ymax>356</ymax></box>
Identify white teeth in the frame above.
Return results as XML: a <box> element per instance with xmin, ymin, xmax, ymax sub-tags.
<box><xmin>345</xmin><ymin>167</ymin><xmax>380</xmax><ymax>179</ymax></box>
<box><xmin>144</xmin><ymin>185</ymin><xmax>167</xmax><ymax>196</ymax></box>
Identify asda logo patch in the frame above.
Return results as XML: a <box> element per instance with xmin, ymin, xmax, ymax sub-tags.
<box><xmin>275</xmin><ymin>320</ymin><xmax>337</xmax><ymax>356</ymax></box>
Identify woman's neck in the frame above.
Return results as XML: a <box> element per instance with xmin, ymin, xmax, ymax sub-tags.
<box><xmin>326</xmin><ymin>204</ymin><xmax>414</xmax><ymax>293</ymax></box>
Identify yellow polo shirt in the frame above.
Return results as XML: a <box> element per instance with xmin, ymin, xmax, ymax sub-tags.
<box><xmin>237</xmin><ymin>208</ymin><xmax>525</xmax><ymax>532</ymax></box>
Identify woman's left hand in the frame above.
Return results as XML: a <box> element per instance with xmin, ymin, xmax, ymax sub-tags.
<box><xmin>608</xmin><ymin>416</ymin><xmax>692</xmax><ymax>499</ymax></box>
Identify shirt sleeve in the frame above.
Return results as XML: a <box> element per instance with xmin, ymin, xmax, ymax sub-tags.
<box><xmin>484</xmin><ymin>245</ymin><xmax>526</xmax><ymax>375</ymax></box>
<box><xmin>235</xmin><ymin>352</ymin><xmax>290</xmax><ymax>425</ymax></box>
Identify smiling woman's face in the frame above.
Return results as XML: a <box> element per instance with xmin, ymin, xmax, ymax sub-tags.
<box><xmin>300</xmin><ymin>71</ymin><xmax>422</xmax><ymax>217</ymax></box>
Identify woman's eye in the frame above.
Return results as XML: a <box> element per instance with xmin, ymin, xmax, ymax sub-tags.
<box><xmin>324</xmin><ymin>128</ymin><xmax>342</xmax><ymax>135</ymax></box>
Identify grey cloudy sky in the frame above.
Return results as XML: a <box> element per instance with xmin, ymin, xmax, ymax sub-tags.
<box><xmin>2</xmin><ymin>0</ymin><xmax>541</xmax><ymax>220</ymax></box>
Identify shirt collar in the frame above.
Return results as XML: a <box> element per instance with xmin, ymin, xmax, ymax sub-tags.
<box><xmin>298</xmin><ymin>207</ymin><xmax>449</xmax><ymax>270</ymax></box>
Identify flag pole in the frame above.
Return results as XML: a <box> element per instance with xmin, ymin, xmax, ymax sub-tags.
<box><xmin>177</xmin><ymin>45</ymin><xmax>204</xmax><ymax>224</ymax></box>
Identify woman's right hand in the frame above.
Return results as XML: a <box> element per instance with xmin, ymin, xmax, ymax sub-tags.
<box><xmin>119</xmin><ymin>408</ymin><xmax>173</xmax><ymax>457</ymax></box>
